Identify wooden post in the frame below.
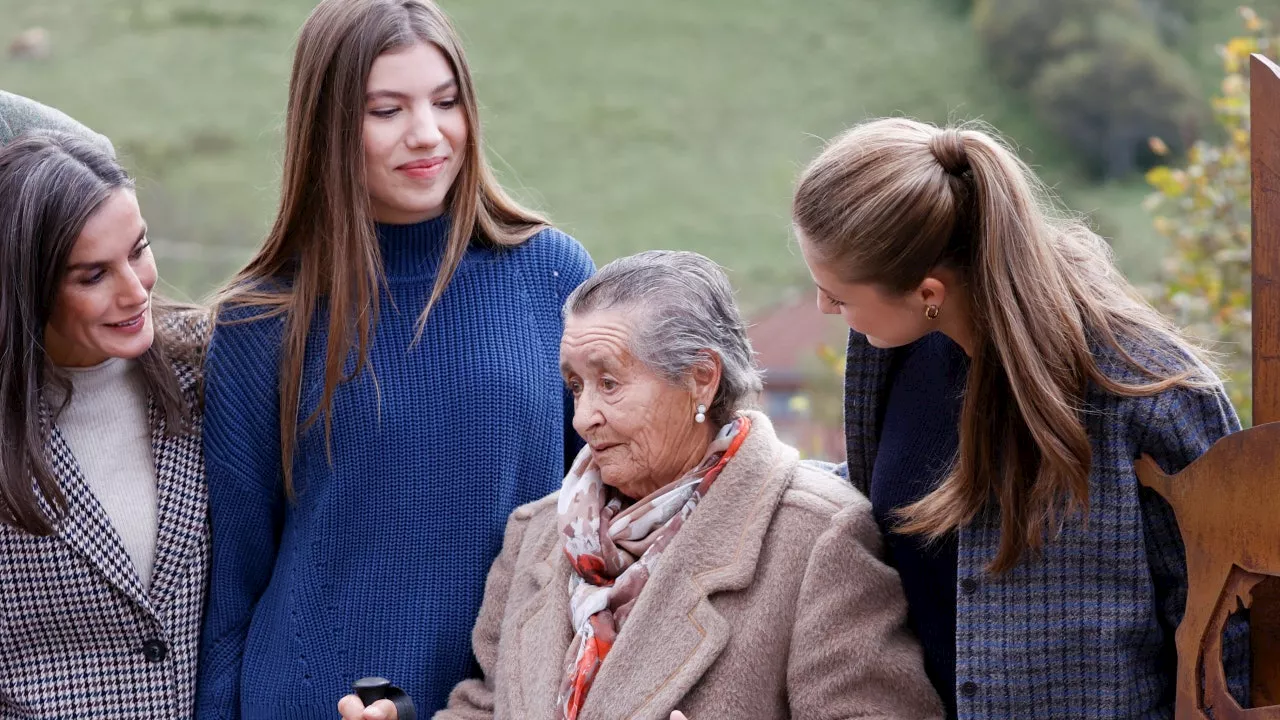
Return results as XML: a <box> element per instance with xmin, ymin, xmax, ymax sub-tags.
<box><xmin>1250</xmin><ymin>51</ymin><xmax>1280</xmax><ymax>707</ymax></box>
<box><xmin>1133</xmin><ymin>53</ymin><xmax>1280</xmax><ymax>719</ymax></box>
<box><xmin>1254</xmin><ymin>55</ymin><xmax>1280</xmax><ymax>422</ymax></box>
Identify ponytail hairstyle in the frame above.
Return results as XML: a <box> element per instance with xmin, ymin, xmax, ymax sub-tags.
<box><xmin>792</xmin><ymin>118</ymin><xmax>1217</xmax><ymax>571</ymax></box>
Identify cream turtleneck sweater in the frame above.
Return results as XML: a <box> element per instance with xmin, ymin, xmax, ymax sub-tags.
<box><xmin>53</xmin><ymin>357</ymin><xmax>158</xmax><ymax>589</ymax></box>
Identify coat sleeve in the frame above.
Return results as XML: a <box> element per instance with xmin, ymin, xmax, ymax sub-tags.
<box><xmin>787</xmin><ymin>501</ymin><xmax>944</xmax><ymax>720</ymax></box>
<box><xmin>1136</xmin><ymin>383</ymin><xmax>1250</xmax><ymax>705</ymax></box>
<box><xmin>194</xmin><ymin>311</ymin><xmax>287</xmax><ymax>720</ymax></box>
<box><xmin>434</xmin><ymin>506</ymin><xmax>537</xmax><ymax>719</ymax></box>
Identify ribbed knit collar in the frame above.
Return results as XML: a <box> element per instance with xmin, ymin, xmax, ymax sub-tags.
<box><xmin>46</xmin><ymin>356</ymin><xmax>136</xmax><ymax>408</ymax></box>
<box><xmin>64</xmin><ymin>356</ymin><xmax>131</xmax><ymax>383</ymax></box>
<box><xmin>376</xmin><ymin>214</ymin><xmax>452</xmax><ymax>279</ymax></box>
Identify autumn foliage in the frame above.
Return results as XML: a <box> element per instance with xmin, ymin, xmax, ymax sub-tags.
<box><xmin>1144</xmin><ymin>7</ymin><xmax>1270</xmax><ymax>424</ymax></box>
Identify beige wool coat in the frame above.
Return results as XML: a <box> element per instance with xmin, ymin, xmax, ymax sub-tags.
<box><xmin>435</xmin><ymin>411</ymin><xmax>943</xmax><ymax>720</ymax></box>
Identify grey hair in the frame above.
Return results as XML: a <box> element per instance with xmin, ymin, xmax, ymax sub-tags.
<box><xmin>564</xmin><ymin>250</ymin><xmax>763</xmax><ymax>426</ymax></box>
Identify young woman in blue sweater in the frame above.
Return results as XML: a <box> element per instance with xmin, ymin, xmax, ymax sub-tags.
<box><xmin>194</xmin><ymin>1</ymin><xmax>593</xmax><ymax>717</ymax></box>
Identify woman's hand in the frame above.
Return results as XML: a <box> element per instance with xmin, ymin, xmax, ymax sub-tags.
<box><xmin>337</xmin><ymin>694</ymin><xmax>398</xmax><ymax>720</ymax></box>
<box><xmin>671</xmin><ymin>712</ymin><xmax>689</xmax><ymax>720</ymax></box>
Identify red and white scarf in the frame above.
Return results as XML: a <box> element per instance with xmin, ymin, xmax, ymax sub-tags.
<box><xmin>554</xmin><ymin>416</ymin><xmax>752</xmax><ymax>720</ymax></box>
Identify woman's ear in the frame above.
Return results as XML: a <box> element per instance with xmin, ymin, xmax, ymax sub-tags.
<box><xmin>917</xmin><ymin>275</ymin><xmax>949</xmax><ymax>311</ymax></box>
<box><xmin>689</xmin><ymin>351</ymin><xmax>723</xmax><ymax>408</ymax></box>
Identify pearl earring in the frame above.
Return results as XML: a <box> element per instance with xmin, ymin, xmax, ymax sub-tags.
<box><xmin>695</xmin><ymin>404</ymin><xmax>707</xmax><ymax>424</ymax></box>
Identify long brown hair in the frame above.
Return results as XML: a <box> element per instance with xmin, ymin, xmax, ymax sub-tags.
<box><xmin>215</xmin><ymin>0</ymin><xmax>548</xmax><ymax>496</ymax></box>
<box><xmin>793</xmin><ymin>118</ymin><xmax>1216</xmax><ymax>571</ymax></box>
<box><xmin>0</xmin><ymin>131</ymin><xmax>197</xmax><ymax>536</ymax></box>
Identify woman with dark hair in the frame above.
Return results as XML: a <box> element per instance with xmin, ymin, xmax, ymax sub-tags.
<box><xmin>0</xmin><ymin>130</ymin><xmax>208</xmax><ymax>718</ymax></box>
<box><xmin>195</xmin><ymin>0</ymin><xmax>594</xmax><ymax>716</ymax></box>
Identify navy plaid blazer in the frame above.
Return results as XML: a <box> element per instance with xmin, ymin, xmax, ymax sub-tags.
<box><xmin>839</xmin><ymin>330</ymin><xmax>1248</xmax><ymax>719</ymax></box>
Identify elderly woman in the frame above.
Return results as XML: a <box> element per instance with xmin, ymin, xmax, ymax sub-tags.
<box><xmin>340</xmin><ymin>250</ymin><xmax>942</xmax><ymax>720</ymax></box>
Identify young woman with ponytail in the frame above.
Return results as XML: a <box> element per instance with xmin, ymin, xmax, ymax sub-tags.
<box><xmin>792</xmin><ymin>117</ymin><xmax>1248</xmax><ymax>719</ymax></box>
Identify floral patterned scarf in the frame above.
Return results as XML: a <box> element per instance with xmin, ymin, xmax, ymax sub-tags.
<box><xmin>554</xmin><ymin>416</ymin><xmax>752</xmax><ymax>720</ymax></box>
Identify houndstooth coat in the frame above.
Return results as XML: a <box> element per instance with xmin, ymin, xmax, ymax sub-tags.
<box><xmin>0</xmin><ymin>312</ymin><xmax>209</xmax><ymax>719</ymax></box>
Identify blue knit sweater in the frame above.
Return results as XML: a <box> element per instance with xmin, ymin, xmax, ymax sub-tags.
<box><xmin>195</xmin><ymin>217</ymin><xmax>594</xmax><ymax>719</ymax></box>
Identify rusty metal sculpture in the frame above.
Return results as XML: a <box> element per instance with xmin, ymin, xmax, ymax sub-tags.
<box><xmin>1133</xmin><ymin>53</ymin><xmax>1280</xmax><ymax>720</ymax></box>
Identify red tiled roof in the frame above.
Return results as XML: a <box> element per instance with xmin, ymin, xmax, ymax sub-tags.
<box><xmin>747</xmin><ymin>293</ymin><xmax>848</xmax><ymax>376</ymax></box>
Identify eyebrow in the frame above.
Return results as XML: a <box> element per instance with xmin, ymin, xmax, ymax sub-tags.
<box><xmin>66</xmin><ymin>226</ymin><xmax>148</xmax><ymax>272</ymax></box>
<box><xmin>560</xmin><ymin>355</ymin><xmax>611</xmax><ymax>376</ymax></box>
<box><xmin>365</xmin><ymin>79</ymin><xmax>458</xmax><ymax>101</ymax></box>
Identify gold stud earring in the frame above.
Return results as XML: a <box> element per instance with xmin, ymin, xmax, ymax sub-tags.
<box><xmin>925</xmin><ymin>304</ymin><xmax>940</xmax><ymax>320</ymax></box>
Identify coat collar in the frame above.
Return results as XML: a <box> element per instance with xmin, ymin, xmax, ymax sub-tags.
<box><xmin>512</xmin><ymin>540</ymin><xmax>573</xmax><ymax>720</ymax></box>
<box><xmin>143</xmin><ymin>386</ymin><xmax>207</xmax><ymax>610</ymax></box>
<box><xmin>40</xmin><ymin>371</ymin><xmax>206</xmax><ymax>614</ymax></box>
<box><xmin>843</xmin><ymin>330</ymin><xmax>895</xmax><ymax>495</ymax></box>
<box><xmin>514</xmin><ymin>411</ymin><xmax>799</xmax><ymax>719</ymax></box>
<box><xmin>45</xmin><ymin>421</ymin><xmax>153</xmax><ymax>611</ymax></box>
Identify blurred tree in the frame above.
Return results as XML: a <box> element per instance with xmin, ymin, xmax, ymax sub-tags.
<box><xmin>1144</xmin><ymin>7</ymin><xmax>1270</xmax><ymax>424</ymax></box>
<box><xmin>973</xmin><ymin>0</ymin><xmax>1081</xmax><ymax>89</ymax></box>
<box><xmin>1032</xmin><ymin>14</ymin><xmax>1202</xmax><ymax>178</ymax></box>
<box><xmin>802</xmin><ymin>344</ymin><xmax>847</xmax><ymax>433</ymax></box>
<box><xmin>1135</xmin><ymin>0</ymin><xmax>1198</xmax><ymax>42</ymax></box>
<box><xmin>791</xmin><ymin>343</ymin><xmax>848</xmax><ymax>461</ymax></box>
<box><xmin>973</xmin><ymin>0</ymin><xmax>1203</xmax><ymax>179</ymax></box>
<box><xmin>806</xmin><ymin>7</ymin><xmax>1263</xmax><ymax>428</ymax></box>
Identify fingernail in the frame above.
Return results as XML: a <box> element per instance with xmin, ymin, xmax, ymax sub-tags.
<box><xmin>367</xmin><ymin>709</ymin><xmax>385</xmax><ymax>720</ymax></box>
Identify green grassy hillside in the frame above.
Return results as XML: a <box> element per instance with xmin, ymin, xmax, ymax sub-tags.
<box><xmin>0</xmin><ymin>0</ymin><xmax>1265</xmax><ymax>309</ymax></box>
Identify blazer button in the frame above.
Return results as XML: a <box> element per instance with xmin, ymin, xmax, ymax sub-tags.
<box><xmin>960</xmin><ymin>681</ymin><xmax>978</xmax><ymax>698</ymax></box>
<box><xmin>141</xmin><ymin>639</ymin><xmax>168</xmax><ymax>663</ymax></box>
<box><xmin>960</xmin><ymin>578</ymin><xmax>979</xmax><ymax>595</ymax></box>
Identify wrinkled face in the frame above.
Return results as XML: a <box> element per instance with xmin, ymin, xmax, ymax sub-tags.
<box><xmin>560</xmin><ymin>310</ymin><xmax>709</xmax><ymax>500</ymax></box>
<box><xmin>362</xmin><ymin>41</ymin><xmax>468</xmax><ymax>225</ymax></box>
<box><xmin>798</xmin><ymin>236</ymin><xmax>931</xmax><ymax>349</ymax></box>
<box><xmin>44</xmin><ymin>189</ymin><xmax>157</xmax><ymax>367</ymax></box>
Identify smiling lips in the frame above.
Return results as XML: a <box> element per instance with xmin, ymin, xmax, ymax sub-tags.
<box><xmin>105</xmin><ymin>311</ymin><xmax>146</xmax><ymax>333</ymax></box>
<box><xmin>397</xmin><ymin>156</ymin><xmax>447</xmax><ymax>180</ymax></box>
